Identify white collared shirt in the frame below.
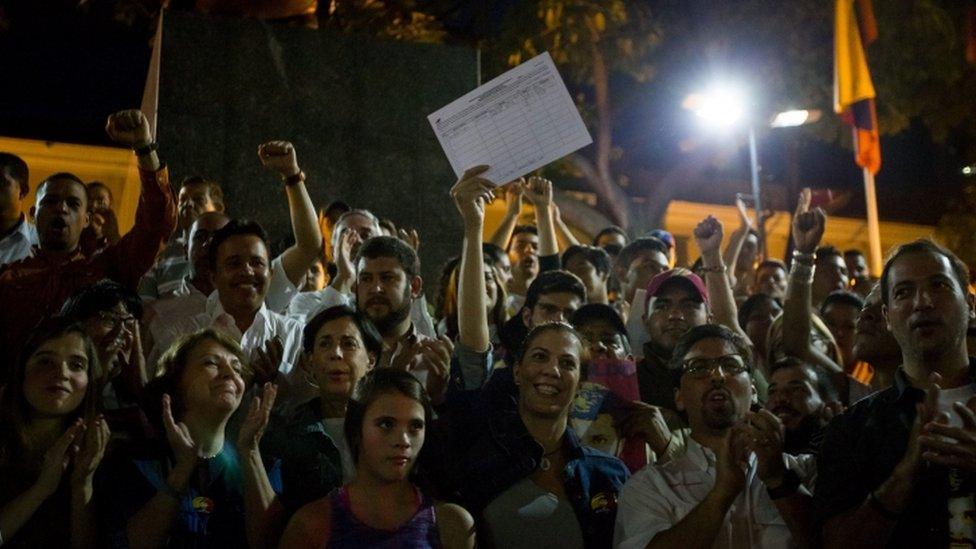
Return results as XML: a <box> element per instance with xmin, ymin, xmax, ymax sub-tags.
<box><xmin>175</xmin><ymin>291</ymin><xmax>311</xmax><ymax>409</ymax></box>
<box><xmin>614</xmin><ymin>437</ymin><xmax>816</xmax><ymax>549</ymax></box>
<box><xmin>146</xmin><ymin>256</ymin><xmax>298</xmax><ymax>367</ymax></box>
<box><xmin>0</xmin><ymin>215</ymin><xmax>37</xmax><ymax>268</ymax></box>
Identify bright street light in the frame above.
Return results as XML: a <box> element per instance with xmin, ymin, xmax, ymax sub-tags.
<box><xmin>683</xmin><ymin>85</ymin><xmax>748</xmax><ymax>129</ymax></box>
<box><xmin>682</xmin><ymin>85</ymin><xmax>820</xmax><ymax>256</ymax></box>
<box><xmin>770</xmin><ymin>109</ymin><xmax>822</xmax><ymax>128</ymax></box>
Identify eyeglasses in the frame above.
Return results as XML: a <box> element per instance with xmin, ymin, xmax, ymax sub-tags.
<box><xmin>681</xmin><ymin>354</ymin><xmax>749</xmax><ymax>379</ymax></box>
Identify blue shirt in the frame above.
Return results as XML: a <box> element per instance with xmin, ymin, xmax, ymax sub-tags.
<box><xmin>99</xmin><ymin>443</ymin><xmax>282</xmax><ymax>548</ymax></box>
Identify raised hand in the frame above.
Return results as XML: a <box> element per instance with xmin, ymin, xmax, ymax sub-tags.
<box><xmin>397</xmin><ymin>227</ymin><xmax>421</xmax><ymax>252</ymax></box>
<box><xmin>715</xmin><ymin>426</ymin><xmax>750</xmax><ymax>501</ymax></box>
<box><xmin>524</xmin><ymin>175</ymin><xmax>553</xmax><ymax>209</ymax></box>
<box><xmin>739</xmin><ymin>410</ymin><xmax>786</xmax><ymax>486</ymax></box>
<box><xmin>504</xmin><ymin>178</ymin><xmax>525</xmax><ymax>217</ymax></box>
<box><xmin>450</xmin><ymin>165</ymin><xmax>495</xmax><ymax>227</ymax></box>
<box><xmin>258</xmin><ymin>141</ymin><xmax>301</xmax><ymax>178</ymax></box>
<box><xmin>616</xmin><ymin>401</ymin><xmax>672</xmax><ymax>456</ymax></box>
<box><xmin>251</xmin><ymin>336</ymin><xmax>283</xmax><ymax>387</ymax></box>
<box><xmin>735</xmin><ymin>196</ymin><xmax>755</xmax><ymax>230</ymax></box>
<box><xmin>895</xmin><ymin>372</ymin><xmax>942</xmax><ymax>478</ymax></box>
<box><xmin>390</xmin><ymin>338</ymin><xmax>424</xmax><ymax>373</ymax></box>
<box><xmin>420</xmin><ymin>336</ymin><xmax>454</xmax><ymax>406</ymax></box>
<box><xmin>792</xmin><ymin>188</ymin><xmax>826</xmax><ymax>254</ymax></box>
<box><xmin>105</xmin><ymin>110</ymin><xmax>153</xmax><ymax>149</ymax></box>
<box><xmin>693</xmin><ymin>215</ymin><xmax>724</xmax><ymax>257</ymax></box>
<box><xmin>332</xmin><ymin>229</ymin><xmax>356</xmax><ymax>290</ymax></box>
<box><xmin>162</xmin><ymin>393</ymin><xmax>198</xmax><ymax>469</ymax></box>
<box><xmin>70</xmin><ymin>415</ymin><xmax>111</xmax><ymax>488</ymax></box>
<box><xmin>34</xmin><ymin>419</ymin><xmax>85</xmax><ymax>498</ymax></box>
<box><xmin>238</xmin><ymin>383</ymin><xmax>278</xmax><ymax>453</ymax></box>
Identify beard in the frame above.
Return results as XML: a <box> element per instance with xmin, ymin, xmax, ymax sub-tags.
<box><xmin>366</xmin><ymin>287</ymin><xmax>412</xmax><ymax>335</ymax></box>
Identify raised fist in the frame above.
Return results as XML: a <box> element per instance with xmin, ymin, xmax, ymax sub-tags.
<box><xmin>105</xmin><ymin>110</ymin><xmax>152</xmax><ymax>149</ymax></box>
<box><xmin>258</xmin><ymin>141</ymin><xmax>301</xmax><ymax>178</ymax></box>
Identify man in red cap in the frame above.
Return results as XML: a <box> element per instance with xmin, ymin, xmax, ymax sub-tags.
<box><xmin>637</xmin><ymin>268</ymin><xmax>710</xmax><ymax>425</ymax></box>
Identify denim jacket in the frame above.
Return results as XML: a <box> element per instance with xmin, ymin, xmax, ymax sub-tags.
<box><xmin>423</xmin><ymin>391</ymin><xmax>630</xmax><ymax>549</ymax></box>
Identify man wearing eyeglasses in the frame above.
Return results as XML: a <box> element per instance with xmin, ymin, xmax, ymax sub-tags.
<box><xmin>59</xmin><ymin>279</ymin><xmax>150</xmax><ymax>441</ymax></box>
<box><xmin>614</xmin><ymin>324</ymin><xmax>817</xmax><ymax>549</ymax></box>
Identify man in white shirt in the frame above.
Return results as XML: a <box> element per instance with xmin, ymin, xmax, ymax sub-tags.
<box><xmin>614</xmin><ymin>324</ymin><xmax>816</xmax><ymax>549</ymax></box>
<box><xmin>157</xmin><ymin>218</ymin><xmax>311</xmax><ymax>409</ymax></box>
<box><xmin>0</xmin><ymin>152</ymin><xmax>37</xmax><ymax>268</ymax></box>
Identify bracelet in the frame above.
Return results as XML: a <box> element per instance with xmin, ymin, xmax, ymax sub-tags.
<box><xmin>133</xmin><ymin>141</ymin><xmax>158</xmax><ymax>157</ymax></box>
<box><xmin>868</xmin><ymin>489</ymin><xmax>902</xmax><ymax>520</ymax></box>
<box><xmin>765</xmin><ymin>469</ymin><xmax>801</xmax><ymax>500</ymax></box>
<box><xmin>699</xmin><ymin>265</ymin><xmax>726</xmax><ymax>274</ymax></box>
<box><xmin>283</xmin><ymin>170</ymin><xmax>305</xmax><ymax>186</ymax></box>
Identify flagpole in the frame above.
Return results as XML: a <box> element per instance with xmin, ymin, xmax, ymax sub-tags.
<box><xmin>862</xmin><ymin>165</ymin><xmax>883</xmax><ymax>277</ymax></box>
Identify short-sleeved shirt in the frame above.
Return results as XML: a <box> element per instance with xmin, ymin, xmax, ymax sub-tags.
<box><xmin>814</xmin><ymin>363</ymin><xmax>976</xmax><ymax>547</ymax></box>
<box><xmin>99</xmin><ymin>443</ymin><xmax>282</xmax><ymax>548</ymax></box>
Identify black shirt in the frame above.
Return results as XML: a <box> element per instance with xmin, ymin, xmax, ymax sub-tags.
<box><xmin>814</xmin><ymin>362</ymin><xmax>976</xmax><ymax>547</ymax></box>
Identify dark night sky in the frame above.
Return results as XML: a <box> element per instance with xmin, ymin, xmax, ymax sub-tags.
<box><xmin>0</xmin><ymin>1</ymin><xmax>970</xmax><ymax>226</ymax></box>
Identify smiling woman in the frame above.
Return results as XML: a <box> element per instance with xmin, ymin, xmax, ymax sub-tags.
<box><xmin>422</xmin><ymin>321</ymin><xmax>630</xmax><ymax>548</ymax></box>
<box><xmin>99</xmin><ymin>329</ymin><xmax>285</xmax><ymax>549</ymax></box>
<box><xmin>0</xmin><ymin>319</ymin><xmax>107</xmax><ymax>548</ymax></box>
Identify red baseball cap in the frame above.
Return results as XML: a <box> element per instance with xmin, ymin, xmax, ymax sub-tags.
<box><xmin>643</xmin><ymin>268</ymin><xmax>709</xmax><ymax>313</ymax></box>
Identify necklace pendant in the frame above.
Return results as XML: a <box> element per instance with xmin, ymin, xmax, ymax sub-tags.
<box><xmin>540</xmin><ymin>457</ymin><xmax>550</xmax><ymax>471</ymax></box>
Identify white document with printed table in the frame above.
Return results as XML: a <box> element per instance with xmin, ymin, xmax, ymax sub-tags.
<box><xmin>428</xmin><ymin>51</ymin><xmax>593</xmax><ymax>185</ymax></box>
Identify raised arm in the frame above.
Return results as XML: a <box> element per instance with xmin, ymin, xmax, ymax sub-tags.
<box><xmin>551</xmin><ymin>202</ymin><xmax>580</xmax><ymax>252</ymax></box>
<box><xmin>103</xmin><ymin>109</ymin><xmax>177</xmax><ymax>289</ymax></box>
<box><xmin>694</xmin><ymin>216</ymin><xmax>747</xmax><ymax>341</ymax></box>
<box><xmin>69</xmin><ymin>417</ymin><xmax>110</xmax><ymax>549</ymax></box>
<box><xmin>258</xmin><ymin>141</ymin><xmax>323</xmax><ymax>287</ymax></box>
<box><xmin>487</xmin><ymin>179</ymin><xmax>524</xmax><ymax>249</ymax></box>
<box><xmin>238</xmin><ymin>384</ymin><xmax>285</xmax><ymax>549</ymax></box>
<box><xmin>451</xmin><ymin>166</ymin><xmax>495</xmax><ymax>353</ymax></box>
<box><xmin>722</xmin><ymin>197</ymin><xmax>754</xmax><ymax>287</ymax></box>
<box><xmin>781</xmin><ymin>190</ymin><xmax>842</xmax><ymax>374</ymax></box>
<box><xmin>524</xmin><ymin>176</ymin><xmax>558</xmax><ymax>258</ymax></box>
<box><xmin>126</xmin><ymin>396</ymin><xmax>199</xmax><ymax>548</ymax></box>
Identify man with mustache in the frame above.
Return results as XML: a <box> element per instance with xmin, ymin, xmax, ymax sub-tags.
<box><xmin>0</xmin><ymin>110</ymin><xmax>176</xmax><ymax>380</ymax></box>
<box><xmin>615</xmin><ymin>324</ymin><xmax>816</xmax><ymax>548</ymax></box>
<box><xmin>816</xmin><ymin>239</ymin><xmax>976</xmax><ymax>547</ymax></box>
<box><xmin>351</xmin><ymin>236</ymin><xmax>452</xmax><ymax>386</ymax></box>
<box><xmin>765</xmin><ymin>357</ymin><xmax>839</xmax><ymax>455</ymax></box>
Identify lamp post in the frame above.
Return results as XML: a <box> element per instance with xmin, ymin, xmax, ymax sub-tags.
<box><xmin>684</xmin><ymin>87</ymin><xmax>820</xmax><ymax>256</ymax></box>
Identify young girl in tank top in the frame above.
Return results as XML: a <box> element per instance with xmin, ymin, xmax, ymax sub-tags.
<box><xmin>278</xmin><ymin>368</ymin><xmax>475</xmax><ymax>548</ymax></box>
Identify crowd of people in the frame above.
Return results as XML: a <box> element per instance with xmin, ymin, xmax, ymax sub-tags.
<box><xmin>0</xmin><ymin>108</ymin><xmax>974</xmax><ymax>548</ymax></box>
